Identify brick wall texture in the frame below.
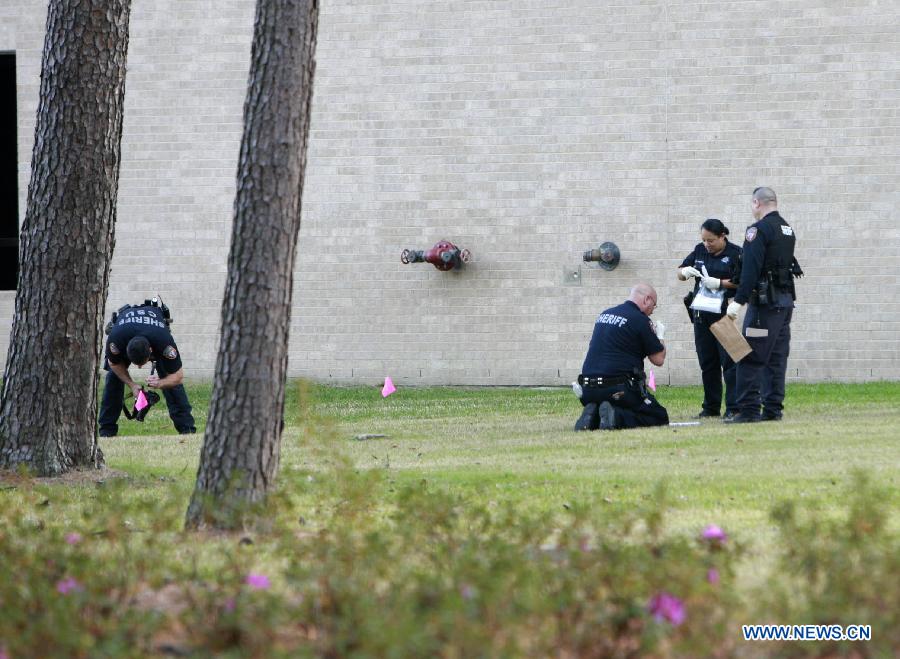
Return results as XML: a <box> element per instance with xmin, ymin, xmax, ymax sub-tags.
<box><xmin>2</xmin><ymin>0</ymin><xmax>899</xmax><ymax>385</ymax></box>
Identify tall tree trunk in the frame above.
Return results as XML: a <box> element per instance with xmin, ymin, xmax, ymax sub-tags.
<box><xmin>0</xmin><ymin>0</ymin><xmax>131</xmax><ymax>476</ymax></box>
<box><xmin>186</xmin><ymin>0</ymin><xmax>318</xmax><ymax>529</ymax></box>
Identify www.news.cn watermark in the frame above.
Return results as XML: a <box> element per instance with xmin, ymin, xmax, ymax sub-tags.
<box><xmin>742</xmin><ymin>624</ymin><xmax>871</xmax><ymax>642</ymax></box>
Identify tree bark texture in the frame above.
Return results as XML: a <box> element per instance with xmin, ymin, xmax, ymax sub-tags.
<box><xmin>0</xmin><ymin>0</ymin><xmax>131</xmax><ymax>476</ymax></box>
<box><xmin>186</xmin><ymin>0</ymin><xmax>318</xmax><ymax>528</ymax></box>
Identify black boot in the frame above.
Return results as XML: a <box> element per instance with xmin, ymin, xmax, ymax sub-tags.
<box><xmin>723</xmin><ymin>413</ymin><xmax>761</xmax><ymax>424</ymax></box>
<box><xmin>598</xmin><ymin>401</ymin><xmax>619</xmax><ymax>430</ymax></box>
<box><xmin>574</xmin><ymin>403</ymin><xmax>600</xmax><ymax>431</ymax></box>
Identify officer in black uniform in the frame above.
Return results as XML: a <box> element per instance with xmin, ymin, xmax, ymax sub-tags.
<box><xmin>725</xmin><ymin>187</ymin><xmax>801</xmax><ymax>423</ymax></box>
<box><xmin>677</xmin><ymin>218</ymin><xmax>743</xmax><ymax>418</ymax></box>
<box><xmin>573</xmin><ymin>283</ymin><xmax>669</xmax><ymax>431</ymax></box>
<box><xmin>98</xmin><ymin>300</ymin><xmax>196</xmax><ymax>437</ymax></box>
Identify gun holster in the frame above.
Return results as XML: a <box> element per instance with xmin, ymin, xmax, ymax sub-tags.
<box><xmin>683</xmin><ymin>291</ymin><xmax>696</xmax><ymax>323</ymax></box>
<box><xmin>752</xmin><ymin>279</ymin><xmax>770</xmax><ymax>306</ymax></box>
<box><xmin>631</xmin><ymin>367</ymin><xmax>649</xmax><ymax>398</ymax></box>
<box><xmin>122</xmin><ymin>388</ymin><xmax>161</xmax><ymax>422</ymax></box>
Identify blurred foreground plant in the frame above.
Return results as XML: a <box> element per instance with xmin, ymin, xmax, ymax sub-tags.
<box><xmin>1</xmin><ymin>418</ymin><xmax>897</xmax><ymax>657</ymax></box>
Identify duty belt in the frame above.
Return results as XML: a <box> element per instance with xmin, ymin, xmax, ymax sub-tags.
<box><xmin>578</xmin><ymin>374</ymin><xmax>632</xmax><ymax>387</ymax></box>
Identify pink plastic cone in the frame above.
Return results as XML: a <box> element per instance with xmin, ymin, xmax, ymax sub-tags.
<box><xmin>647</xmin><ymin>369</ymin><xmax>657</xmax><ymax>392</ymax></box>
<box><xmin>135</xmin><ymin>390</ymin><xmax>149</xmax><ymax>411</ymax></box>
<box><xmin>381</xmin><ymin>377</ymin><xmax>396</xmax><ymax>397</ymax></box>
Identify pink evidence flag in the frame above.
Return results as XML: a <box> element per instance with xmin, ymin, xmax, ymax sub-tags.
<box><xmin>647</xmin><ymin>369</ymin><xmax>656</xmax><ymax>391</ymax></box>
<box><xmin>135</xmin><ymin>390</ymin><xmax>149</xmax><ymax>411</ymax></box>
<box><xmin>381</xmin><ymin>377</ymin><xmax>396</xmax><ymax>397</ymax></box>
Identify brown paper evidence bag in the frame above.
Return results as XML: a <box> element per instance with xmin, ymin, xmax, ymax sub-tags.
<box><xmin>710</xmin><ymin>317</ymin><xmax>753</xmax><ymax>362</ymax></box>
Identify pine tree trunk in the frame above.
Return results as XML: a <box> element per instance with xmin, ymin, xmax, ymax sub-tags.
<box><xmin>185</xmin><ymin>0</ymin><xmax>318</xmax><ymax>529</ymax></box>
<box><xmin>0</xmin><ymin>0</ymin><xmax>131</xmax><ymax>476</ymax></box>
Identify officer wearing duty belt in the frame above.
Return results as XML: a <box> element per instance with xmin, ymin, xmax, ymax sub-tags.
<box><xmin>725</xmin><ymin>187</ymin><xmax>802</xmax><ymax>423</ymax></box>
<box><xmin>98</xmin><ymin>299</ymin><xmax>196</xmax><ymax>437</ymax></box>
<box><xmin>677</xmin><ymin>218</ymin><xmax>743</xmax><ymax>419</ymax></box>
<box><xmin>573</xmin><ymin>283</ymin><xmax>670</xmax><ymax>431</ymax></box>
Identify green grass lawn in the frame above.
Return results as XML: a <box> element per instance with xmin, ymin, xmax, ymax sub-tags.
<box><xmin>104</xmin><ymin>380</ymin><xmax>900</xmax><ymax>608</ymax></box>
<box><xmin>107</xmin><ymin>380</ymin><xmax>900</xmax><ymax>540</ymax></box>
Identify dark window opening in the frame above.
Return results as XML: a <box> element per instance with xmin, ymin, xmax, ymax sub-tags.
<box><xmin>1</xmin><ymin>52</ymin><xmax>19</xmax><ymax>291</ymax></box>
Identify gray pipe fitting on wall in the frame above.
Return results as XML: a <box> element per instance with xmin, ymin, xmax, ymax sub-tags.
<box><xmin>583</xmin><ymin>242</ymin><xmax>620</xmax><ymax>271</ymax></box>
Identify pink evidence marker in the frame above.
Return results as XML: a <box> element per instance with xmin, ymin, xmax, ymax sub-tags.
<box><xmin>135</xmin><ymin>390</ymin><xmax>149</xmax><ymax>411</ymax></box>
<box><xmin>381</xmin><ymin>377</ymin><xmax>396</xmax><ymax>397</ymax></box>
<box><xmin>647</xmin><ymin>369</ymin><xmax>657</xmax><ymax>391</ymax></box>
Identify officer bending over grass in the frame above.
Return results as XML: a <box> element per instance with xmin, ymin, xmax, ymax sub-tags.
<box><xmin>98</xmin><ymin>300</ymin><xmax>196</xmax><ymax>437</ymax></box>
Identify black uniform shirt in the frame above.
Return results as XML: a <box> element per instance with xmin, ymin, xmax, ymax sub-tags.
<box><xmin>105</xmin><ymin>306</ymin><xmax>183</xmax><ymax>372</ymax></box>
<box><xmin>734</xmin><ymin>211</ymin><xmax>795</xmax><ymax>308</ymax></box>
<box><xmin>581</xmin><ymin>301</ymin><xmax>664</xmax><ymax>377</ymax></box>
<box><xmin>679</xmin><ymin>240</ymin><xmax>742</xmax><ymax>301</ymax></box>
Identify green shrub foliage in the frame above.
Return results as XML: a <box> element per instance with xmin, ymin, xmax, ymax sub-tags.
<box><xmin>0</xmin><ymin>464</ymin><xmax>896</xmax><ymax>657</ymax></box>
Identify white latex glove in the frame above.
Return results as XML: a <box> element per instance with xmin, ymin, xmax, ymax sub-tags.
<box><xmin>701</xmin><ymin>276</ymin><xmax>721</xmax><ymax>290</ymax></box>
<box><xmin>653</xmin><ymin>320</ymin><xmax>666</xmax><ymax>341</ymax></box>
<box><xmin>571</xmin><ymin>381</ymin><xmax>583</xmax><ymax>398</ymax></box>
<box><xmin>680</xmin><ymin>266</ymin><xmax>702</xmax><ymax>279</ymax></box>
<box><xmin>726</xmin><ymin>301</ymin><xmax>743</xmax><ymax>319</ymax></box>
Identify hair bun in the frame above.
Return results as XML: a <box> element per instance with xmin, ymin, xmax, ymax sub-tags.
<box><xmin>701</xmin><ymin>218</ymin><xmax>729</xmax><ymax>237</ymax></box>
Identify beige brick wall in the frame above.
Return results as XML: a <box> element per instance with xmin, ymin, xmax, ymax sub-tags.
<box><xmin>3</xmin><ymin>1</ymin><xmax>899</xmax><ymax>385</ymax></box>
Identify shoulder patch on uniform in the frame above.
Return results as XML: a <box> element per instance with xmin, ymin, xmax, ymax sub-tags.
<box><xmin>781</xmin><ymin>225</ymin><xmax>793</xmax><ymax>236</ymax></box>
<box><xmin>109</xmin><ymin>342</ymin><xmax>120</xmax><ymax>355</ymax></box>
<box><xmin>745</xmin><ymin>227</ymin><xmax>758</xmax><ymax>242</ymax></box>
<box><xmin>163</xmin><ymin>345</ymin><xmax>178</xmax><ymax>360</ymax></box>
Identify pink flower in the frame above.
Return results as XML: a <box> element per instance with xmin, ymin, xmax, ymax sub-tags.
<box><xmin>648</xmin><ymin>591</ymin><xmax>686</xmax><ymax>626</ymax></box>
<box><xmin>223</xmin><ymin>597</ymin><xmax>236</xmax><ymax>612</ymax></box>
<box><xmin>245</xmin><ymin>573</ymin><xmax>270</xmax><ymax>590</ymax></box>
<box><xmin>702</xmin><ymin>524</ymin><xmax>728</xmax><ymax>543</ymax></box>
<box><xmin>707</xmin><ymin>568</ymin><xmax>720</xmax><ymax>585</ymax></box>
<box><xmin>65</xmin><ymin>532</ymin><xmax>83</xmax><ymax>545</ymax></box>
<box><xmin>56</xmin><ymin>577</ymin><xmax>82</xmax><ymax>595</ymax></box>
<box><xmin>0</xmin><ymin>646</ymin><xmax>8</xmax><ymax>659</ymax></box>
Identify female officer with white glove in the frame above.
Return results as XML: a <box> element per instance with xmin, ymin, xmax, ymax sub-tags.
<box><xmin>677</xmin><ymin>219</ymin><xmax>742</xmax><ymax>418</ymax></box>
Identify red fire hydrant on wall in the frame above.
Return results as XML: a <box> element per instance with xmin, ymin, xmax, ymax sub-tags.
<box><xmin>401</xmin><ymin>240</ymin><xmax>471</xmax><ymax>271</ymax></box>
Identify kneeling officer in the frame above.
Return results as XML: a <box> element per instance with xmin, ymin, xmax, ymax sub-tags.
<box><xmin>98</xmin><ymin>299</ymin><xmax>196</xmax><ymax>437</ymax></box>
<box><xmin>574</xmin><ymin>283</ymin><xmax>669</xmax><ymax>431</ymax></box>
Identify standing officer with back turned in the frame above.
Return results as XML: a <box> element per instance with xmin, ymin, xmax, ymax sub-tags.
<box><xmin>725</xmin><ymin>187</ymin><xmax>802</xmax><ymax>423</ymax></box>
